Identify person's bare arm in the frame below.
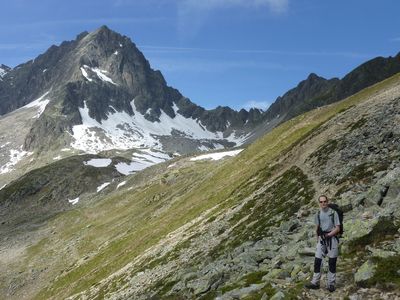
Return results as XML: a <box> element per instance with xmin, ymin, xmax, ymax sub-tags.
<box><xmin>327</xmin><ymin>225</ymin><xmax>340</xmax><ymax>237</ymax></box>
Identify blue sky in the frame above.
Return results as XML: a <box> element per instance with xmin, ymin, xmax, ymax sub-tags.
<box><xmin>1</xmin><ymin>0</ymin><xmax>400</xmax><ymax>110</ymax></box>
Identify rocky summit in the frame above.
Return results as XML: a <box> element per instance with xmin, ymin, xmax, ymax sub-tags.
<box><xmin>0</xmin><ymin>26</ymin><xmax>400</xmax><ymax>300</ymax></box>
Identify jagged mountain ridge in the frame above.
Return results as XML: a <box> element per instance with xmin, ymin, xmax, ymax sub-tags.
<box><xmin>0</xmin><ymin>26</ymin><xmax>261</xmax><ymax>155</ymax></box>
<box><xmin>1</xmin><ymin>26</ymin><xmax>400</xmax><ymax>156</ymax></box>
<box><xmin>262</xmin><ymin>53</ymin><xmax>400</xmax><ymax>123</ymax></box>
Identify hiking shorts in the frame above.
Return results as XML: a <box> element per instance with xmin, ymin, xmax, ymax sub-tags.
<box><xmin>315</xmin><ymin>236</ymin><xmax>339</xmax><ymax>259</ymax></box>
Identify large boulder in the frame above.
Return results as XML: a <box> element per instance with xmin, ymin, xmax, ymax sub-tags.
<box><xmin>342</xmin><ymin>215</ymin><xmax>398</xmax><ymax>254</ymax></box>
<box><xmin>270</xmin><ymin>290</ymin><xmax>286</xmax><ymax>300</ymax></box>
<box><xmin>354</xmin><ymin>260</ymin><xmax>377</xmax><ymax>287</ymax></box>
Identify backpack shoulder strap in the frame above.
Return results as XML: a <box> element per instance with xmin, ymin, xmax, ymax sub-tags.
<box><xmin>330</xmin><ymin>211</ymin><xmax>335</xmax><ymax>226</ymax></box>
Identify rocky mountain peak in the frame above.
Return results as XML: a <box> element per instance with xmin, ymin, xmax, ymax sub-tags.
<box><xmin>261</xmin><ymin>72</ymin><xmax>339</xmax><ymax>122</ymax></box>
<box><xmin>1</xmin><ymin>26</ymin><xmax>265</xmax><ymax>155</ymax></box>
<box><xmin>0</xmin><ymin>64</ymin><xmax>11</xmax><ymax>71</ymax></box>
<box><xmin>79</xmin><ymin>25</ymin><xmax>131</xmax><ymax>54</ymax></box>
<box><xmin>300</xmin><ymin>73</ymin><xmax>329</xmax><ymax>88</ymax></box>
<box><xmin>76</xmin><ymin>30</ymin><xmax>89</xmax><ymax>41</ymax></box>
<box><xmin>0</xmin><ymin>64</ymin><xmax>10</xmax><ymax>79</ymax></box>
<box><xmin>306</xmin><ymin>72</ymin><xmax>321</xmax><ymax>81</ymax></box>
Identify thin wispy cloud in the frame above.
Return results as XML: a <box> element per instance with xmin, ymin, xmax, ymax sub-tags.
<box><xmin>0</xmin><ymin>17</ymin><xmax>166</xmax><ymax>36</ymax></box>
<box><xmin>148</xmin><ymin>57</ymin><xmax>296</xmax><ymax>73</ymax></box>
<box><xmin>391</xmin><ymin>37</ymin><xmax>400</xmax><ymax>42</ymax></box>
<box><xmin>139</xmin><ymin>45</ymin><xmax>375</xmax><ymax>59</ymax></box>
<box><xmin>177</xmin><ymin>0</ymin><xmax>289</xmax><ymax>40</ymax></box>
<box><xmin>0</xmin><ymin>43</ymin><xmax>53</xmax><ymax>50</ymax></box>
<box><xmin>178</xmin><ymin>0</ymin><xmax>288</xmax><ymax>13</ymax></box>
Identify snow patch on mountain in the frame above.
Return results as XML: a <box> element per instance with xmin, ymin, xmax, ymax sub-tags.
<box><xmin>92</xmin><ymin>67</ymin><xmax>117</xmax><ymax>85</ymax></box>
<box><xmin>80</xmin><ymin>67</ymin><xmax>93</xmax><ymax>82</ymax></box>
<box><xmin>198</xmin><ymin>144</ymin><xmax>224</xmax><ymax>151</ymax></box>
<box><xmin>80</xmin><ymin>65</ymin><xmax>116</xmax><ymax>84</ymax></box>
<box><xmin>190</xmin><ymin>149</ymin><xmax>243</xmax><ymax>161</ymax></box>
<box><xmin>0</xmin><ymin>142</ymin><xmax>11</xmax><ymax>149</ymax></box>
<box><xmin>22</xmin><ymin>91</ymin><xmax>50</xmax><ymax>118</ymax></box>
<box><xmin>0</xmin><ymin>147</ymin><xmax>33</xmax><ymax>174</ymax></box>
<box><xmin>68</xmin><ymin>197</ymin><xmax>79</xmax><ymax>205</ymax></box>
<box><xmin>84</xmin><ymin>158</ymin><xmax>112</xmax><ymax>167</ymax></box>
<box><xmin>0</xmin><ymin>67</ymin><xmax>7</xmax><ymax>80</ymax></box>
<box><xmin>97</xmin><ymin>182</ymin><xmax>110</xmax><ymax>192</ymax></box>
<box><xmin>133</xmin><ymin>148</ymin><xmax>170</xmax><ymax>162</ymax></box>
<box><xmin>166</xmin><ymin>104</ymin><xmax>225</xmax><ymax>139</ymax></box>
<box><xmin>115</xmin><ymin>161</ymin><xmax>151</xmax><ymax>175</ymax></box>
<box><xmin>71</xmin><ymin>100</ymin><xmax>249</xmax><ymax>154</ymax></box>
<box><xmin>115</xmin><ymin>149</ymin><xmax>171</xmax><ymax>175</ymax></box>
<box><xmin>79</xmin><ymin>150</ymin><xmax>170</xmax><ymax>176</ymax></box>
<box><xmin>117</xmin><ymin>181</ymin><xmax>126</xmax><ymax>189</ymax></box>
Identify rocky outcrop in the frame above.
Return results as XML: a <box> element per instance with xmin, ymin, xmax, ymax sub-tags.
<box><xmin>354</xmin><ymin>260</ymin><xmax>377</xmax><ymax>287</ymax></box>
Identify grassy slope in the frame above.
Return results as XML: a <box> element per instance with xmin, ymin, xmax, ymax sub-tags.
<box><xmin>24</xmin><ymin>73</ymin><xmax>400</xmax><ymax>299</ymax></box>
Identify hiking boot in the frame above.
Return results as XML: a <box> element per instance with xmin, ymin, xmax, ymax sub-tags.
<box><xmin>305</xmin><ymin>283</ymin><xmax>319</xmax><ymax>289</ymax></box>
<box><xmin>328</xmin><ymin>285</ymin><xmax>336</xmax><ymax>292</ymax></box>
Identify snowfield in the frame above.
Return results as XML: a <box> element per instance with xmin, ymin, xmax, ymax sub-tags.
<box><xmin>190</xmin><ymin>149</ymin><xmax>243</xmax><ymax>161</ymax></box>
<box><xmin>0</xmin><ymin>147</ymin><xmax>33</xmax><ymax>174</ymax></box>
<box><xmin>80</xmin><ymin>65</ymin><xmax>117</xmax><ymax>85</ymax></box>
<box><xmin>115</xmin><ymin>149</ymin><xmax>170</xmax><ymax>175</ymax></box>
<box><xmin>71</xmin><ymin>101</ymin><xmax>249</xmax><ymax>154</ymax></box>
<box><xmin>81</xmin><ymin>150</ymin><xmax>171</xmax><ymax>176</ymax></box>
<box><xmin>97</xmin><ymin>182</ymin><xmax>111</xmax><ymax>192</ymax></box>
<box><xmin>22</xmin><ymin>91</ymin><xmax>51</xmax><ymax>119</ymax></box>
<box><xmin>117</xmin><ymin>181</ymin><xmax>127</xmax><ymax>189</ymax></box>
<box><xmin>68</xmin><ymin>197</ymin><xmax>79</xmax><ymax>205</ymax></box>
<box><xmin>84</xmin><ymin>158</ymin><xmax>112</xmax><ymax>167</ymax></box>
<box><xmin>0</xmin><ymin>67</ymin><xmax>8</xmax><ymax>80</ymax></box>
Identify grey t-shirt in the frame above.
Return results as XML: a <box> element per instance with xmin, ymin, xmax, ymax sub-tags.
<box><xmin>314</xmin><ymin>208</ymin><xmax>340</xmax><ymax>232</ymax></box>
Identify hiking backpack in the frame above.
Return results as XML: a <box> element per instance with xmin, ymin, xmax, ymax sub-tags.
<box><xmin>317</xmin><ymin>203</ymin><xmax>344</xmax><ymax>236</ymax></box>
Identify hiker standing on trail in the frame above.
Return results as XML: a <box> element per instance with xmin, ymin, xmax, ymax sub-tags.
<box><xmin>305</xmin><ymin>195</ymin><xmax>341</xmax><ymax>292</ymax></box>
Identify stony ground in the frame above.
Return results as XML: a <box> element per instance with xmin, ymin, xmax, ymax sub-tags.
<box><xmin>65</xmin><ymin>71</ymin><xmax>400</xmax><ymax>299</ymax></box>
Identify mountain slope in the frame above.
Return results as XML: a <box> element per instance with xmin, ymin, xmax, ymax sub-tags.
<box><xmin>1</xmin><ymin>72</ymin><xmax>399</xmax><ymax>300</ymax></box>
<box><xmin>260</xmin><ymin>52</ymin><xmax>400</xmax><ymax>124</ymax></box>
